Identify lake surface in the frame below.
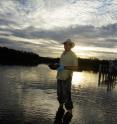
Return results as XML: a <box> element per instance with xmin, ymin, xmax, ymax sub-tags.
<box><xmin>0</xmin><ymin>64</ymin><xmax>117</xmax><ymax>124</ymax></box>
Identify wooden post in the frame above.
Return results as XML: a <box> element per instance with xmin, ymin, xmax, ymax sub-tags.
<box><xmin>98</xmin><ymin>60</ymin><xmax>117</xmax><ymax>90</ymax></box>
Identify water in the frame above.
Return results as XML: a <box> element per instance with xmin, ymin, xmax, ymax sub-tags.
<box><xmin>0</xmin><ymin>64</ymin><xmax>117</xmax><ymax>124</ymax></box>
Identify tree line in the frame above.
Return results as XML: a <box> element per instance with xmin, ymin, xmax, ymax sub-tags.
<box><xmin>0</xmin><ymin>47</ymin><xmax>39</xmax><ymax>66</ymax></box>
<box><xmin>0</xmin><ymin>46</ymin><xmax>116</xmax><ymax>72</ymax></box>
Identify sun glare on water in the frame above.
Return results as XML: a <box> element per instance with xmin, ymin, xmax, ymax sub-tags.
<box><xmin>72</xmin><ymin>72</ymin><xmax>84</xmax><ymax>86</ymax></box>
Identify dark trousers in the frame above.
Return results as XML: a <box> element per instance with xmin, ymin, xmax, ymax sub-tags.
<box><xmin>57</xmin><ymin>77</ymin><xmax>73</xmax><ymax>110</ymax></box>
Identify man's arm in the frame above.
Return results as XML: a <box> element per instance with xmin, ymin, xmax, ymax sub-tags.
<box><xmin>64</xmin><ymin>66</ymin><xmax>78</xmax><ymax>71</ymax></box>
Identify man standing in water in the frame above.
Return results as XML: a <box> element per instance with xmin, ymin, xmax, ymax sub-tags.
<box><xmin>55</xmin><ymin>39</ymin><xmax>78</xmax><ymax>123</ymax></box>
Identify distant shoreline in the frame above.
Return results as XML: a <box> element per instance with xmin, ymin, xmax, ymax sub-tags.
<box><xmin>0</xmin><ymin>46</ymin><xmax>116</xmax><ymax>72</ymax></box>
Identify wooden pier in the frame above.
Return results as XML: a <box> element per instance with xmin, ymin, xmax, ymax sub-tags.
<box><xmin>98</xmin><ymin>60</ymin><xmax>117</xmax><ymax>91</ymax></box>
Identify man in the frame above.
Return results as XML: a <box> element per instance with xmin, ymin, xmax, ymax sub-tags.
<box><xmin>56</xmin><ymin>39</ymin><xmax>78</xmax><ymax>116</ymax></box>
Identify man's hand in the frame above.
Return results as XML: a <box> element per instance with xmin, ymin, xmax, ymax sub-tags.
<box><xmin>57</xmin><ymin>64</ymin><xmax>64</xmax><ymax>72</ymax></box>
<box><xmin>48</xmin><ymin>63</ymin><xmax>60</xmax><ymax>70</ymax></box>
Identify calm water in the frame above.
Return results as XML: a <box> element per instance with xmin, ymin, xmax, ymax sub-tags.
<box><xmin>0</xmin><ymin>64</ymin><xmax>117</xmax><ymax>124</ymax></box>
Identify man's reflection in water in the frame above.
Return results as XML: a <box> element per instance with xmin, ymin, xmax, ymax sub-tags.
<box><xmin>53</xmin><ymin>106</ymin><xmax>73</xmax><ymax>124</ymax></box>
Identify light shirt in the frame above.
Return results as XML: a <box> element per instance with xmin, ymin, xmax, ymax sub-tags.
<box><xmin>57</xmin><ymin>50</ymin><xmax>78</xmax><ymax>80</ymax></box>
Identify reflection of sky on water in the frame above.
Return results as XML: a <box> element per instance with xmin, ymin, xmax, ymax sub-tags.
<box><xmin>22</xmin><ymin>89</ymin><xmax>57</xmax><ymax>123</ymax></box>
<box><xmin>0</xmin><ymin>65</ymin><xmax>117</xmax><ymax>124</ymax></box>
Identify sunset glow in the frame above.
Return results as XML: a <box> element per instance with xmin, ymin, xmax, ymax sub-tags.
<box><xmin>0</xmin><ymin>0</ymin><xmax>116</xmax><ymax>59</ymax></box>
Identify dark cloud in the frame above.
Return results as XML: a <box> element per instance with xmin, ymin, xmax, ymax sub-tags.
<box><xmin>5</xmin><ymin>23</ymin><xmax>116</xmax><ymax>49</ymax></box>
<box><xmin>100</xmin><ymin>23</ymin><xmax>117</xmax><ymax>37</ymax></box>
<box><xmin>0</xmin><ymin>37</ymin><xmax>62</xmax><ymax>57</ymax></box>
<box><xmin>0</xmin><ymin>38</ymin><xmax>28</xmax><ymax>50</ymax></box>
<box><xmin>0</xmin><ymin>21</ymin><xmax>117</xmax><ymax>51</ymax></box>
<box><xmin>0</xmin><ymin>18</ymin><xmax>17</xmax><ymax>26</ymax></box>
<box><xmin>8</xmin><ymin>23</ymin><xmax>117</xmax><ymax>40</ymax></box>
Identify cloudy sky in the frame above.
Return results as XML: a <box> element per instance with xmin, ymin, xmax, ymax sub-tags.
<box><xmin>0</xmin><ymin>0</ymin><xmax>117</xmax><ymax>59</ymax></box>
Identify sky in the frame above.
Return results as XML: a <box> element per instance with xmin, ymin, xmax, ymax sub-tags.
<box><xmin>0</xmin><ymin>0</ymin><xmax>117</xmax><ymax>59</ymax></box>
